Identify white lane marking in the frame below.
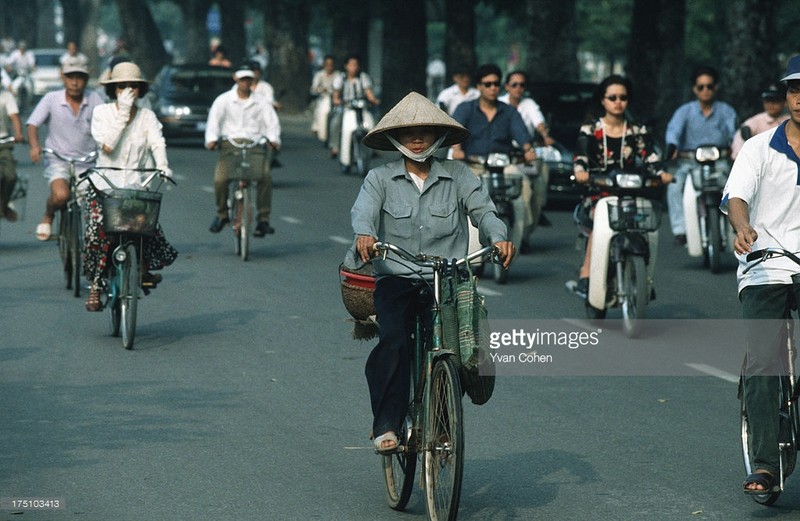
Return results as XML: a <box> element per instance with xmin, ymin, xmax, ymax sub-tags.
<box><xmin>330</xmin><ymin>235</ymin><xmax>352</xmax><ymax>245</ymax></box>
<box><xmin>200</xmin><ymin>186</ymin><xmax>214</xmax><ymax>193</ymax></box>
<box><xmin>685</xmin><ymin>363</ymin><xmax>738</xmax><ymax>383</ymax></box>
<box><xmin>478</xmin><ymin>287</ymin><xmax>502</xmax><ymax>297</ymax></box>
<box><xmin>281</xmin><ymin>216</ymin><xmax>302</xmax><ymax>224</ymax></box>
<box><xmin>562</xmin><ymin>318</ymin><xmax>597</xmax><ymax>331</ymax></box>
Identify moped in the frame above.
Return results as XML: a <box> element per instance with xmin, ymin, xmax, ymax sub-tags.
<box><xmin>682</xmin><ymin>145</ymin><xmax>734</xmax><ymax>273</ymax></box>
<box><xmin>339</xmin><ymin>98</ymin><xmax>375</xmax><ymax>176</ymax></box>
<box><xmin>570</xmin><ymin>167</ymin><xmax>665</xmax><ymax>338</ymax></box>
<box><xmin>467</xmin><ymin>153</ymin><xmax>524</xmax><ymax>284</ymax></box>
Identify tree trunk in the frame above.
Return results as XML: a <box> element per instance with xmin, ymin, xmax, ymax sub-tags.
<box><xmin>61</xmin><ymin>0</ymin><xmax>82</xmax><ymax>46</ymax></box>
<box><xmin>721</xmin><ymin>0</ymin><xmax>779</xmax><ymax>121</ymax></box>
<box><xmin>523</xmin><ymin>0</ymin><xmax>579</xmax><ymax>81</ymax></box>
<box><xmin>444</xmin><ymin>0</ymin><xmax>475</xmax><ymax>75</ymax></box>
<box><xmin>179</xmin><ymin>0</ymin><xmax>214</xmax><ymax>64</ymax></box>
<box><xmin>263</xmin><ymin>0</ymin><xmax>311</xmax><ymax>113</ymax></box>
<box><xmin>36</xmin><ymin>0</ymin><xmax>56</xmax><ymax>47</ymax></box>
<box><xmin>380</xmin><ymin>0</ymin><xmax>427</xmax><ymax>109</ymax></box>
<box><xmin>114</xmin><ymin>0</ymin><xmax>169</xmax><ymax>80</ymax></box>
<box><xmin>78</xmin><ymin>0</ymin><xmax>102</xmax><ymax>77</ymax></box>
<box><xmin>627</xmin><ymin>0</ymin><xmax>686</xmax><ymax>135</ymax></box>
<box><xmin>220</xmin><ymin>0</ymin><xmax>246</xmax><ymax>66</ymax></box>
<box><xmin>330</xmin><ymin>0</ymin><xmax>370</xmax><ymax>68</ymax></box>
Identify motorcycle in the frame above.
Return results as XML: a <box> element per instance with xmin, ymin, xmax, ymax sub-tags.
<box><xmin>569</xmin><ymin>167</ymin><xmax>665</xmax><ymax>338</ymax></box>
<box><xmin>339</xmin><ymin>98</ymin><xmax>375</xmax><ymax>176</ymax></box>
<box><xmin>467</xmin><ymin>153</ymin><xmax>525</xmax><ymax>284</ymax></box>
<box><xmin>681</xmin><ymin>145</ymin><xmax>734</xmax><ymax>273</ymax></box>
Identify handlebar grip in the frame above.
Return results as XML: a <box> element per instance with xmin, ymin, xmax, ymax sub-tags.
<box><xmin>745</xmin><ymin>249</ymin><xmax>766</xmax><ymax>262</ymax></box>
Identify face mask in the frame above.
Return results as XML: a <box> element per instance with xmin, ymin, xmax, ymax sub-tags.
<box><xmin>386</xmin><ymin>132</ymin><xmax>447</xmax><ymax>163</ymax></box>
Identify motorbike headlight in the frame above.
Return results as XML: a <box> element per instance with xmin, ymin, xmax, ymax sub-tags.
<box><xmin>114</xmin><ymin>249</ymin><xmax>127</xmax><ymax>263</ymax></box>
<box><xmin>615</xmin><ymin>173</ymin><xmax>643</xmax><ymax>189</ymax></box>
<box><xmin>486</xmin><ymin>153</ymin><xmax>510</xmax><ymax>168</ymax></box>
<box><xmin>695</xmin><ymin>146</ymin><xmax>720</xmax><ymax>162</ymax></box>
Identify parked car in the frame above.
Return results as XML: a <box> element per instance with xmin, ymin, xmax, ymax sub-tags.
<box><xmin>31</xmin><ymin>48</ymin><xmax>64</xmax><ymax>98</ymax></box>
<box><xmin>147</xmin><ymin>63</ymin><xmax>234</xmax><ymax>142</ymax></box>
<box><xmin>528</xmin><ymin>81</ymin><xmax>596</xmax><ymax>205</ymax></box>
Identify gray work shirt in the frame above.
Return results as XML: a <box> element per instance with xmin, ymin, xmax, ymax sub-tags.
<box><xmin>349</xmin><ymin>157</ymin><xmax>507</xmax><ymax>278</ymax></box>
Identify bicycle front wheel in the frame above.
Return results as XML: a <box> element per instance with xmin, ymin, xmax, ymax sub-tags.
<box><xmin>69</xmin><ymin>206</ymin><xmax>82</xmax><ymax>297</ymax></box>
<box><xmin>424</xmin><ymin>356</ymin><xmax>464</xmax><ymax>521</ymax></box>
<box><xmin>382</xmin><ymin>415</ymin><xmax>416</xmax><ymax>511</ymax></box>
<box><xmin>240</xmin><ymin>186</ymin><xmax>251</xmax><ymax>261</ymax></box>
<box><xmin>120</xmin><ymin>244</ymin><xmax>139</xmax><ymax>350</ymax></box>
<box><xmin>740</xmin><ymin>376</ymin><xmax>792</xmax><ymax>506</ymax></box>
<box><xmin>57</xmin><ymin>209</ymin><xmax>71</xmax><ymax>288</ymax></box>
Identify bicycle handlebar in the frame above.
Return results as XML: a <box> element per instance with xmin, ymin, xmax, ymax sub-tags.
<box><xmin>42</xmin><ymin>148</ymin><xmax>98</xmax><ymax>164</ymax></box>
<box><xmin>373</xmin><ymin>241</ymin><xmax>498</xmax><ymax>269</ymax></box>
<box><xmin>743</xmin><ymin>248</ymin><xmax>800</xmax><ymax>274</ymax></box>
<box><xmin>80</xmin><ymin>167</ymin><xmax>177</xmax><ymax>191</ymax></box>
<box><xmin>221</xmin><ymin>136</ymin><xmax>269</xmax><ymax>149</ymax></box>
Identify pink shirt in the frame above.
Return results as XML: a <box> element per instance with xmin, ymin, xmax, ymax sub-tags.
<box><xmin>731</xmin><ymin>110</ymin><xmax>789</xmax><ymax>159</ymax></box>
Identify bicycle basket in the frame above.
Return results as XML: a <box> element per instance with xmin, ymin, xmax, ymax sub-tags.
<box><xmin>340</xmin><ymin>265</ymin><xmax>376</xmax><ymax>321</ymax></box>
<box><xmin>100</xmin><ymin>189</ymin><xmax>162</xmax><ymax>236</ymax></box>
<box><xmin>223</xmin><ymin>146</ymin><xmax>266</xmax><ymax>181</ymax></box>
<box><xmin>606</xmin><ymin>198</ymin><xmax>661</xmax><ymax>232</ymax></box>
<box><xmin>481</xmin><ymin>171</ymin><xmax>523</xmax><ymax>200</ymax></box>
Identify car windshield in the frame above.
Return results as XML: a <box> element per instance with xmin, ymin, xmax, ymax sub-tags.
<box><xmin>34</xmin><ymin>53</ymin><xmax>62</xmax><ymax>67</ymax></box>
<box><xmin>528</xmin><ymin>82</ymin><xmax>595</xmax><ymax>151</ymax></box>
<box><xmin>161</xmin><ymin>68</ymin><xmax>233</xmax><ymax>100</ymax></box>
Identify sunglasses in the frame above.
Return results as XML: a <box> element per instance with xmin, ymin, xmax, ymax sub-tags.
<box><xmin>604</xmin><ymin>94</ymin><xmax>628</xmax><ymax>102</ymax></box>
<box><xmin>508</xmin><ymin>82</ymin><xmax>526</xmax><ymax>88</ymax></box>
<box><xmin>115</xmin><ymin>82</ymin><xmax>141</xmax><ymax>89</ymax></box>
<box><xmin>695</xmin><ymin>83</ymin><xmax>716</xmax><ymax>91</ymax></box>
<box><xmin>480</xmin><ymin>81</ymin><xmax>501</xmax><ymax>88</ymax></box>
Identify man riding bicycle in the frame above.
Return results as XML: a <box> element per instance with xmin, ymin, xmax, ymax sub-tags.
<box><xmin>27</xmin><ymin>57</ymin><xmax>104</xmax><ymax>241</ymax></box>
<box><xmin>205</xmin><ymin>64</ymin><xmax>281</xmax><ymax>237</ymax></box>
<box><xmin>347</xmin><ymin>92</ymin><xmax>514</xmax><ymax>454</ymax></box>
<box><xmin>722</xmin><ymin>55</ymin><xmax>800</xmax><ymax>495</ymax></box>
<box><xmin>0</xmin><ymin>82</ymin><xmax>23</xmax><ymax>221</ymax></box>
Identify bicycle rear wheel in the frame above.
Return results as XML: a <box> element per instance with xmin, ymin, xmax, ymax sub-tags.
<box><xmin>120</xmin><ymin>244</ymin><xmax>139</xmax><ymax>350</ymax></box>
<box><xmin>240</xmin><ymin>186</ymin><xmax>251</xmax><ymax>261</ymax></box>
<box><xmin>382</xmin><ymin>415</ymin><xmax>416</xmax><ymax>511</ymax></box>
<box><xmin>424</xmin><ymin>356</ymin><xmax>464</xmax><ymax>521</ymax></box>
<box><xmin>57</xmin><ymin>209</ymin><xmax>71</xmax><ymax>288</ymax></box>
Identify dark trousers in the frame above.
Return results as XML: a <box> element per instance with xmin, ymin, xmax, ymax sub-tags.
<box><xmin>741</xmin><ymin>283</ymin><xmax>797</xmax><ymax>475</ymax></box>
<box><xmin>366</xmin><ymin>276</ymin><xmax>428</xmax><ymax>437</ymax></box>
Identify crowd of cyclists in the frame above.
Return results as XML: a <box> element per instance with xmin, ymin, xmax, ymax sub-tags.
<box><xmin>4</xmin><ymin>37</ymin><xmax>800</xmax><ymax>497</ymax></box>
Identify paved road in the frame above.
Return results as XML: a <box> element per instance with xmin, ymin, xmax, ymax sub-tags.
<box><xmin>1</xmin><ymin>114</ymin><xmax>796</xmax><ymax>520</ymax></box>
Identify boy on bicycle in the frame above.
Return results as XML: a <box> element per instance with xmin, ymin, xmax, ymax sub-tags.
<box><xmin>347</xmin><ymin>92</ymin><xmax>514</xmax><ymax>454</ymax></box>
<box><xmin>722</xmin><ymin>55</ymin><xmax>800</xmax><ymax>494</ymax></box>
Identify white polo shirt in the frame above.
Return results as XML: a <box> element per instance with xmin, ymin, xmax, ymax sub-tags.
<box><xmin>721</xmin><ymin>121</ymin><xmax>800</xmax><ymax>293</ymax></box>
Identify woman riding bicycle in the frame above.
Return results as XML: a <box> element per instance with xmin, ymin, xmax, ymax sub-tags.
<box><xmin>571</xmin><ymin>74</ymin><xmax>671</xmax><ymax>298</ymax></box>
<box><xmin>83</xmin><ymin>62</ymin><xmax>177</xmax><ymax>312</ymax></box>
<box><xmin>347</xmin><ymin>91</ymin><xmax>514</xmax><ymax>453</ymax></box>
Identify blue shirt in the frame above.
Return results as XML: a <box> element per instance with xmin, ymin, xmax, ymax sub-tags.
<box><xmin>665</xmin><ymin>100</ymin><xmax>737</xmax><ymax>151</ymax></box>
<box><xmin>452</xmin><ymin>99</ymin><xmax>531</xmax><ymax>156</ymax></box>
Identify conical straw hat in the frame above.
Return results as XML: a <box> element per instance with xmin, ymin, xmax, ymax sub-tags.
<box><xmin>362</xmin><ymin>91</ymin><xmax>470</xmax><ymax>151</ymax></box>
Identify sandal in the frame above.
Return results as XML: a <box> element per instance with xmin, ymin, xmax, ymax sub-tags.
<box><xmin>373</xmin><ymin>431</ymin><xmax>399</xmax><ymax>455</ymax></box>
<box><xmin>35</xmin><ymin>222</ymin><xmax>51</xmax><ymax>241</ymax></box>
<box><xmin>743</xmin><ymin>470</ymin><xmax>778</xmax><ymax>494</ymax></box>
<box><xmin>85</xmin><ymin>288</ymin><xmax>102</xmax><ymax>312</ymax></box>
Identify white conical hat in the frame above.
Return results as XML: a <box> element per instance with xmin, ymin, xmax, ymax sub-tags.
<box><xmin>362</xmin><ymin>91</ymin><xmax>470</xmax><ymax>151</ymax></box>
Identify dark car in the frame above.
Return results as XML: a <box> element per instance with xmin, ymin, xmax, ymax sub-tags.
<box><xmin>528</xmin><ymin>81</ymin><xmax>596</xmax><ymax>205</ymax></box>
<box><xmin>147</xmin><ymin>63</ymin><xmax>234</xmax><ymax>141</ymax></box>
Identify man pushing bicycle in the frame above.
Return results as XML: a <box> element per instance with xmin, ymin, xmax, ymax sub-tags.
<box><xmin>722</xmin><ymin>55</ymin><xmax>800</xmax><ymax>495</ymax></box>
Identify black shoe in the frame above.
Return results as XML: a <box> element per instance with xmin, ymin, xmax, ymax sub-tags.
<box><xmin>538</xmin><ymin>213</ymin><xmax>552</xmax><ymax>227</ymax></box>
<box><xmin>142</xmin><ymin>272</ymin><xmax>162</xmax><ymax>288</ymax></box>
<box><xmin>209</xmin><ymin>216</ymin><xmax>229</xmax><ymax>233</ymax></box>
<box><xmin>253</xmin><ymin>221</ymin><xmax>274</xmax><ymax>237</ymax></box>
<box><xmin>673</xmin><ymin>234</ymin><xmax>687</xmax><ymax>246</ymax></box>
<box><xmin>575</xmin><ymin>277</ymin><xmax>589</xmax><ymax>299</ymax></box>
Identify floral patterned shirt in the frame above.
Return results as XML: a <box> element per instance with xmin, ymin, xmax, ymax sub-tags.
<box><xmin>573</xmin><ymin>118</ymin><xmax>663</xmax><ymax>174</ymax></box>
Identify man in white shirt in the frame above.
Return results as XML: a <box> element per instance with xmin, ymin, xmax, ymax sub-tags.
<box><xmin>205</xmin><ymin>66</ymin><xmax>281</xmax><ymax>236</ymax></box>
<box><xmin>435</xmin><ymin>66</ymin><xmax>479</xmax><ymax>115</ymax></box>
<box><xmin>722</xmin><ymin>55</ymin><xmax>800</xmax><ymax>495</ymax></box>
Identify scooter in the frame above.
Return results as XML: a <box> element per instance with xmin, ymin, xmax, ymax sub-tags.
<box><xmin>339</xmin><ymin>98</ymin><xmax>375</xmax><ymax>176</ymax></box>
<box><xmin>682</xmin><ymin>145</ymin><xmax>734</xmax><ymax>273</ymax></box>
<box><xmin>568</xmin><ymin>167</ymin><xmax>665</xmax><ymax>338</ymax></box>
<box><xmin>467</xmin><ymin>153</ymin><xmax>525</xmax><ymax>284</ymax></box>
